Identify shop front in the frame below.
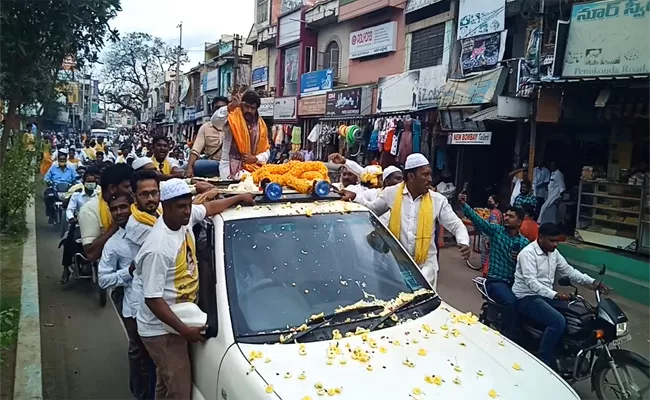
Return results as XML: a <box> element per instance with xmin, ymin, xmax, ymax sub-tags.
<box><xmin>270</xmin><ymin>96</ymin><xmax>299</xmax><ymax>162</ymax></box>
<box><xmin>298</xmin><ymin>95</ymin><xmax>327</xmax><ymax>160</ymax></box>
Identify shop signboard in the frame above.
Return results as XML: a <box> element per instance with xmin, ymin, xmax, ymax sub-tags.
<box><xmin>204</xmin><ymin>69</ymin><xmax>219</xmax><ymax>92</ymax></box>
<box><xmin>278</xmin><ymin>10</ymin><xmax>301</xmax><ymax>46</ymax></box>
<box><xmin>376</xmin><ymin>65</ymin><xmax>447</xmax><ymax>113</ymax></box>
<box><xmin>460</xmin><ymin>31</ymin><xmax>507</xmax><ymax>75</ymax></box>
<box><xmin>325</xmin><ymin>88</ymin><xmax>362</xmax><ymax>116</ymax></box>
<box><xmin>457</xmin><ymin>0</ymin><xmax>505</xmax><ymax>39</ymax></box>
<box><xmin>259</xmin><ymin>97</ymin><xmax>275</xmax><ymax>117</ymax></box>
<box><xmin>219</xmin><ymin>42</ymin><xmax>233</xmax><ymax>56</ymax></box>
<box><xmin>438</xmin><ymin>67</ymin><xmax>507</xmax><ymax>107</ymax></box>
<box><xmin>298</xmin><ymin>95</ymin><xmax>326</xmax><ymax>116</ymax></box>
<box><xmin>349</xmin><ymin>22</ymin><xmax>398</xmax><ymax>59</ymax></box>
<box><xmin>406</xmin><ymin>0</ymin><xmax>444</xmax><ymax>13</ymax></box>
<box><xmin>447</xmin><ymin>131</ymin><xmax>492</xmax><ymax>145</ymax></box>
<box><xmin>273</xmin><ymin>96</ymin><xmax>297</xmax><ymax>120</ymax></box>
<box><xmin>300</xmin><ymin>69</ymin><xmax>333</xmax><ymax>95</ymax></box>
<box><xmin>562</xmin><ymin>0</ymin><xmax>650</xmax><ymax>77</ymax></box>
<box><xmin>252</xmin><ymin>67</ymin><xmax>269</xmax><ymax>87</ymax></box>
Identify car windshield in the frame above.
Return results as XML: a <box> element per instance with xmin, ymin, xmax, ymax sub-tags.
<box><xmin>223</xmin><ymin>211</ymin><xmax>431</xmax><ymax>337</ymax></box>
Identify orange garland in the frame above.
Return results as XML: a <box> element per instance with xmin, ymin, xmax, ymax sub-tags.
<box><xmin>249</xmin><ymin>161</ymin><xmax>330</xmax><ymax>194</ymax></box>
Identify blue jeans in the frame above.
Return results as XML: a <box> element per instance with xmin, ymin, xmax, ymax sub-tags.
<box><xmin>486</xmin><ymin>280</ymin><xmax>519</xmax><ymax>342</ymax></box>
<box><xmin>517</xmin><ymin>295</ymin><xmax>566</xmax><ymax>368</ymax></box>
<box><xmin>193</xmin><ymin>160</ymin><xmax>220</xmax><ymax>178</ymax></box>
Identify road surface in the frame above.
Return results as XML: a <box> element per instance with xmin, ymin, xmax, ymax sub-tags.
<box><xmin>36</xmin><ymin>194</ymin><xmax>649</xmax><ymax>399</ymax></box>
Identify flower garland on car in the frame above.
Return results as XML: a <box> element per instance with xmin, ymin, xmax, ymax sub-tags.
<box><xmin>248</xmin><ymin>161</ymin><xmax>330</xmax><ymax>194</ymax></box>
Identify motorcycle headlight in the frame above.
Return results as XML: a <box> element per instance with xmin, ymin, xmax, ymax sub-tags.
<box><xmin>616</xmin><ymin>322</ymin><xmax>628</xmax><ymax>337</ymax></box>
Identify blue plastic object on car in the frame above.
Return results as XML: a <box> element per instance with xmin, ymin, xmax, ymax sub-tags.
<box><xmin>313</xmin><ymin>180</ymin><xmax>330</xmax><ymax>198</ymax></box>
<box><xmin>264</xmin><ymin>182</ymin><xmax>283</xmax><ymax>201</ymax></box>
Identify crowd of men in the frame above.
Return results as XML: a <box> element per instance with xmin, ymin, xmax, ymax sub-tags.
<box><xmin>37</xmin><ymin>90</ymin><xmax>607</xmax><ymax>399</ymax></box>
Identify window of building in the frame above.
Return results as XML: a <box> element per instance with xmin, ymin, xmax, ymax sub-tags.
<box><xmin>322</xmin><ymin>41</ymin><xmax>340</xmax><ymax>78</ymax></box>
<box><xmin>283</xmin><ymin>46</ymin><xmax>299</xmax><ymax>96</ymax></box>
<box><xmin>257</xmin><ymin>0</ymin><xmax>269</xmax><ymax>25</ymax></box>
<box><xmin>305</xmin><ymin>46</ymin><xmax>316</xmax><ymax>73</ymax></box>
<box><xmin>409</xmin><ymin>23</ymin><xmax>445</xmax><ymax>70</ymax></box>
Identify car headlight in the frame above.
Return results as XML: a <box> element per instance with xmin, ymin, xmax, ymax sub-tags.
<box><xmin>616</xmin><ymin>322</ymin><xmax>628</xmax><ymax>337</ymax></box>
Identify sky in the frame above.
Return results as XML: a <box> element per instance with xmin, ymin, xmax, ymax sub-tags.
<box><xmin>109</xmin><ymin>0</ymin><xmax>254</xmax><ymax>72</ymax></box>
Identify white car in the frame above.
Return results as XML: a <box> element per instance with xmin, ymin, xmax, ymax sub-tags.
<box><xmin>190</xmin><ymin>197</ymin><xmax>580</xmax><ymax>400</ymax></box>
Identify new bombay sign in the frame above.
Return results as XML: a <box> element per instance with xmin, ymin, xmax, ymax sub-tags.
<box><xmin>562</xmin><ymin>0</ymin><xmax>650</xmax><ymax>77</ymax></box>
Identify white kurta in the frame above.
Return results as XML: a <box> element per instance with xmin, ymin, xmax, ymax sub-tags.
<box><xmin>355</xmin><ymin>185</ymin><xmax>470</xmax><ymax>288</ymax></box>
<box><xmin>537</xmin><ymin>169</ymin><xmax>565</xmax><ymax>224</ymax></box>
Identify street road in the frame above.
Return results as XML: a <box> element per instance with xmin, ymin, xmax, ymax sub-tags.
<box><xmin>36</xmin><ymin>194</ymin><xmax>649</xmax><ymax>399</ymax></box>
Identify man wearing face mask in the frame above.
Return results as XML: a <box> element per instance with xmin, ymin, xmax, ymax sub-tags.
<box><xmin>210</xmin><ymin>91</ymin><xmax>270</xmax><ymax>180</ymax></box>
<box><xmin>44</xmin><ymin>150</ymin><xmax>79</xmax><ymax>223</ymax></box>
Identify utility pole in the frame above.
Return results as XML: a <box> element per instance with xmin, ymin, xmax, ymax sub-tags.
<box><xmin>233</xmin><ymin>34</ymin><xmax>240</xmax><ymax>94</ymax></box>
<box><xmin>174</xmin><ymin>21</ymin><xmax>183</xmax><ymax>140</ymax></box>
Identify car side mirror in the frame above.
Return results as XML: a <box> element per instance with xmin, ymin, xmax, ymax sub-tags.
<box><xmin>558</xmin><ymin>277</ymin><xmax>572</xmax><ymax>287</ymax></box>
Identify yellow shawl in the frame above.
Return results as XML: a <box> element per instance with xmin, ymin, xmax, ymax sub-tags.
<box><xmin>99</xmin><ymin>196</ymin><xmax>112</xmax><ymax>229</ymax></box>
<box><xmin>130</xmin><ymin>204</ymin><xmax>162</xmax><ymax>226</ymax></box>
<box><xmin>174</xmin><ymin>231</ymin><xmax>199</xmax><ymax>304</ymax></box>
<box><xmin>227</xmin><ymin>107</ymin><xmax>270</xmax><ymax>172</ymax></box>
<box><xmin>151</xmin><ymin>157</ymin><xmax>172</xmax><ymax>175</ymax></box>
<box><xmin>388</xmin><ymin>183</ymin><xmax>434</xmax><ymax>265</ymax></box>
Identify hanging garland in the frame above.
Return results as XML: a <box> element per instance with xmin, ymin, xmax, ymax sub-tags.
<box><xmin>249</xmin><ymin>161</ymin><xmax>330</xmax><ymax>194</ymax></box>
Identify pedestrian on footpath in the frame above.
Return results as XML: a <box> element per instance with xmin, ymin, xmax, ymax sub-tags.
<box><xmin>136</xmin><ymin>179</ymin><xmax>255</xmax><ymax>399</ymax></box>
<box><xmin>342</xmin><ymin>153</ymin><xmax>470</xmax><ymax>290</ymax></box>
<box><xmin>459</xmin><ymin>192</ymin><xmax>529</xmax><ymax>342</ymax></box>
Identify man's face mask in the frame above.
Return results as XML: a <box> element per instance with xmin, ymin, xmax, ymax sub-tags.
<box><xmin>84</xmin><ymin>182</ymin><xmax>97</xmax><ymax>192</ymax></box>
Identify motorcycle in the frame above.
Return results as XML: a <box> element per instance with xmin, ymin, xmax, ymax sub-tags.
<box><xmin>58</xmin><ymin>221</ymin><xmax>107</xmax><ymax>307</ymax></box>
<box><xmin>473</xmin><ymin>266</ymin><xmax>649</xmax><ymax>400</ymax></box>
<box><xmin>47</xmin><ymin>182</ymin><xmax>71</xmax><ymax>230</ymax></box>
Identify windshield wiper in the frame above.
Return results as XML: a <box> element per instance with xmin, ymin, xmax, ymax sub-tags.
<box><xmin>368</xmin><ymin>291</ymin><xmax>438</xmax><ymax>332</ymax></box>
<box><xmin>290</xmin><ymin>304</ymin><xmax>384</xmax><ymax>343</ymax></box>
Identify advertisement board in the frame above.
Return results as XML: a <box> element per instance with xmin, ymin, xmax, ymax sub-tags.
<box><xmin>298</xmin><ymin>95</ymin><xmax>326</xmax><ymax>116</ymax></box>
<box><xmin>325</xmin><ymin>88</ymin><xmax>362</xmax><ymax>116</ymax></box>
<box><xmin>562</xmin><ymin>0</ymin><xmax>649</xmax><ymax>77</ymax></box>
<box><xmin>375</xmin><ymin>65</ymin><xmax>447</xmax><ymax>113</ymax></box>
<box><xmin>259</xmin><ymin>97</ymin><xmax>275</xmax><ymax>117</ymax></box>
<box><xmin>273</xmin><ymin>96</ymin><xmax>297</xmax><ymax>120</ymax></box>
<box><xmin>278</xmin><ymin>10</ymin><xmax>301</xmax><ymax>46</ymax></box>
<box><xmin>252</xmin><ymin>67</ymin><xmax>269</xmax><ymax>87</ymax></box>
<box><xmin>204</xmin><ymin>69</ymin><xmax>219</xmax><ymax>92</ymax></box>
<box><xmin>300</xmin><ymin>69</ymin><xmax>333</xmax><ymax>95</ymax></box>
<box><xmin>457</xmin><ymin>0</ymin><xmax>505</xmax><ymax>39</ymax></box>
<box><xmin>460</xmin><ymin>31</ymin><xmax>507</xmax><ymax>75</ymax></box>
<box><xmin>447</xmin><ymin>131</ymin><xmax>492</xmax><ymax>145</ymax></box>
<box><xmin>349</xmin><ymin>22</ymin><xmax>398</xmax><ymax>59</ymax></box>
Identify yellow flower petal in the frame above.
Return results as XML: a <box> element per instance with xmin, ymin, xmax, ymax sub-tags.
<box><xmin>265</xmin><ymin>385</ymin><xmax>273</xmax><ymax>393</ymax></box>
<box><xmin>264</xmin><ymin>358</ymin><xmax>272</xmax><ymax>363</ymax></box>
<box><xmin>512</xmin><ymin>363</ymin><xmax>522</xmax><ymax>371</ymax></box>
<box><xmin>412</xmin><ymin>387</ymin><xmax>423</xmax><ymax>395</ymax></box>
<box><xmin>440</xmin><ymin>324</ymin><xmax>449</xmax><ymax>330</ymax></box>
<box><xmin>284</xmin><ymin>372</ymin><xmax>292</xmax><ymax>379</ymax></box>
<box><xmin>327</xmin><ymin>388</ymin><xmax>336</xmax><ymax>396</ymax></box>
<box><xmin>314</xmin><ymin>382</ymin><xmax>323</xmax><ymax>389</ymax></box>
<box><xmin>417</xmin><ymin>348</ymin><xmax>428</xmax><ymax>356</ymax></box>
<box><xmin>454</xmin><ymin>365</ymin><xmax>462</xmax><ymax>372</ymax></box>
<box><xmin>433</xmin><ymin>376</ymin><xmax>443</xmax><ymax>386</ymax></box>
<box><xmin>498</xmin><ymin>341</ymin><xmax>505</xmax><ymax>347</ymax></box>
<box><xmin>298</xmin><ymin>372</ymin><xmax>306</xmax><ymax>380</ymax></box>
<box><xmin>379</xmin><ymin>347</ymin><xmax>388</xmax><ymax>354</ymax></box>
<box><xmin>489</xmin><ymin>389</ymin><xmax>498</xmax><ymax>398</ymax></box>
<box><xmin>326</xmin><ymin>359</ymin><xmax>333</xmax><ymax>365</ymax></box>
<box><xmin>366</xmin><ymin>365</ymin><xmax>373</xmax><ymax>371</ymax></box>
<box><xmin>302</xmin><ymin>397</ymin><xmax>312</xmax><ymax>400</ymax></box>
<box><xmin>477</xmin><ymin>370</ymin><xmax>484</xmax><ymax>376</ymax></box>
<box><xmin>453</xmin><ymin>377</ymin><xmax>461</xmax><ymax>385</ymax></box>
<box><xmin>316</xmin><ymin>388</ymin><xmax>326</xmax><ymax>396</ymax></box>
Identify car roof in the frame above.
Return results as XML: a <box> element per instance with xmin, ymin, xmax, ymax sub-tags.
<box><xmin>218</xmin><ymin>199</ymin><xmax>370</xmax><ymax>222</ymax></box>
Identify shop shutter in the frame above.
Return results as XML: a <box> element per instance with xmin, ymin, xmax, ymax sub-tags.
<box><xmin>410</xmin><ymin>23</ymin><xmax>445</xmax><ymax>70</ymax></box>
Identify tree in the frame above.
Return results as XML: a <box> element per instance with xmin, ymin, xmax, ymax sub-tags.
<box><xmin>99</xmin><ymin>32</ymin><xmax>188</xmax><ymax>120</ymax></box>
<box><xmin>0</xmin><ymin>0</ymin><xmax>121</xmax><ymax>166</ymax></box>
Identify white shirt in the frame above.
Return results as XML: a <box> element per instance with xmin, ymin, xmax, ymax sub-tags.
<box><xmin>211</xmin><ymin>106</ymin><xmax>270</xmax><ymax>180</ymax></box>
<box><xmin>97</xmin><ymin>227</ymin><xmax>137</xmax><ymax>318</ymax></box>
<box><xmin>510</xmin><ymin>175</ymin><xmax>522</xmax><ymax>206</ymax></box>
<box><xmin>547</xmin><ymin>169</ymin><xmax>566</xmax><ymax>201</ymax></box>
<box><xmin>357</xmin><ymin>188</ymin><xmax>390</xmax><ymax>225</ymax></box>
<box><xmin>136</xmin><ymin>205</ymin><xmax>207</xmax><ymax>337</ymax></box>
<box><xmin>533</xmin><ymin>166</ymin><xmax>551</xmax><ymax>199</ymax></box>
<box><xmin>356</xmin><ymin>185</ymin><xmax>469</xmax><ymax>284</ymax></box>
<box><xmin>78</xmin><ymin>196</ymin><xmax>102</xmax><ymax>246</ymax></box>
<box><xmin>66</xmin><ymin>191</ymin><xmax>94</xmax><ymax>221</ymax></box>
<box><xmin>512</xmin><ymin>241</ymin><xmax>595</xmax><ymax>300</ymax></box>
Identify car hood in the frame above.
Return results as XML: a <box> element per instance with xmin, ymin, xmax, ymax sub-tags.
<box><xmin>238</xmin><ymin>301</ymin><xmax>579</xmax><ymax>400</ymax></box>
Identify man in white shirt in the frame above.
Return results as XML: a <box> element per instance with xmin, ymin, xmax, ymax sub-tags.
<box><xmin>533</xmin><ymin>161</ymin><xmax>551</xmax><ymax>215</ymax></box>
<box><xmin>66</xmin><ymin>168</ymin><xmax>99</xmax><ymax>223</ymax></box>
<box><xmin>97</xmin><ymin>192</ymin><xmax>152</xmax><ymax>400</ymax></box>
<box><xmin>537</xmin><ymin>161</ymin><xmax>566</xmax><ymax>224</ymax></box>
<box><xmin>513</xmin><ymin>223</ymin><xmax>606</xmax><ymax>368</ymax></box>
<box><xmin>343</xmin><ymin>153</ymin><xmax>470</xmax><ymax>289</ymax></box>
<box><xmin>136</xmin><ymin>179</ymin><xmax>255</xmax><ymax>399</ymax></box>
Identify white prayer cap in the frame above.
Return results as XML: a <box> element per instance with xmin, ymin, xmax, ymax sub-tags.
<box><xmin>382</xmin><ymin>165</ymin><xmax>401</xmax><ymax>180</ymax></box>
<box><xmin>405</xmin><ymin>153</ymin><xmax>429</xmax><ymax>170</ymax></box>
<box><xmin>58</xmin><ymin>148</ymin><xmax>69</xmax><ymax>155</ymax></box>
<box><xmin>160</xmin><ymin>178</ymin><xmax>191</xmax><ymax>202</ymax></box>
<box><xmin>132</xmin><ymin>157</ymin><xmax>154</xmax><ymax>171</ymax></box>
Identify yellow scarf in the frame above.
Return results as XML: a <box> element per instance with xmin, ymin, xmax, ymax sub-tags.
<box><xmin>130</xmin><ymin>204</ymin><xmax>162</xmax><ymax>226</ymax></box>
<box><xmin>388</xmin><ymin>183</ymin><xmax>434</xmax><ymax>265</ymax></box>
<box><xmin>99</xmin><ymin>197</ymin><xmax>112</xmax><ymax>229</ymax></box>
<box><xmin>151</xmin><ymin>157</ymin><xmax>171</xmax><ymax>174</ymax></box>
<box><xmin>174</xmin><ymin>231</ymin><xmax>199</xmax><ymax>304</ymax></box>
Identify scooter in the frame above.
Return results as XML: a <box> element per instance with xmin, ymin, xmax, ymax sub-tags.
<box><xmin>47</xmin><ymin>182</ymin><xmax>71</xmax><ymax>230</ymax></box>
<box><xmin>473</xmin><ymin>266</ymin><xmax>649</xmax><ymax>400</ymax></box>
<box><xmin>58</xmin><ymin>221</ymin><xmax>107</xmax><ymax>307</ymax></box>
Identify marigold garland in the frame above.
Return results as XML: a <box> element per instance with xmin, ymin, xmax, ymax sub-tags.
<box><xmin>248</xmin><ymin>161</ymin><xmax>330</xmax><ymax>194</ymax></box>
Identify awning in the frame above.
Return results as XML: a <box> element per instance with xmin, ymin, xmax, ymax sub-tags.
<box><xmin>438</xmin><ymin>67</ymin><xmax>508</xmax><ymax>108</ymax></box>
<box><xmin>466</xmin><ymin>106</ymin><xmax>517</xmax><ymax>123</ymax></box>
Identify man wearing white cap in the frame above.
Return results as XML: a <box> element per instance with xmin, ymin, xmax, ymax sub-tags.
<box><xmin>131</xmin><ymin>157</ymin><xmax>157</xmax><ymax>172</ymax></box>
<box><xmin>344</xmin><ymin>153</ymin><xmax>470</xmax><ymax>289</ymax></box>
<box><xmin>328</xmin><ymin>153</ymin><xmax>363</xmax><ymax>191</ymax></box>
<box><xmin>136</xmin><ymin>179</ymin><xmax>255</xmax><ymax>400</ymax></box>
<box><xmin>354</xmin><ymin>165</ymin><xmax>404</xmax><ymax>225</ymax></box>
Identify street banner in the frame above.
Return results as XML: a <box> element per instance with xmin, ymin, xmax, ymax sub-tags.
<box><xmin>457</xmin><ymin>0</ymin><xmax>505</xmax><ymax>39</ymax></box>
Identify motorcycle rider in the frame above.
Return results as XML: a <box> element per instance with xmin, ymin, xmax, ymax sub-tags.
<box><xmin>513</xmin><ymin>223</ymin><xmax>608</xmax><ymax>369</ymax></box>
<box><xmin>44</xmin><ymin>149</ymin><xmax>79</xmax><ymax>224</ymax></box>
<box><xmin>459</xmin><ymin>192</ymin><xmax>529</xmax><ymax>342</ymax></box>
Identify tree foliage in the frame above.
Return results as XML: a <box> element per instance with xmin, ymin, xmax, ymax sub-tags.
<box><xmin>0</xmin><ymin>0</ymin><xmax>121</xmax><ymax>166</ymax></box>
<box><xmin>100</xmin><ymin>32</ymin><xmax>188</xmax><ymax>120</ymax></box>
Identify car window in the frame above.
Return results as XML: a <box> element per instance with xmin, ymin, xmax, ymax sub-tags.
<box><xmin>223</xmin><ymin>211</ymin><xmax>429</xmax><ymax>337</ymax></box>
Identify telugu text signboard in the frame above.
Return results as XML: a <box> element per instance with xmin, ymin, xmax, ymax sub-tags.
<box><xmin>349</xmin><ymin>22</ymin><xmax>398</xmax><ymax>59</ymax></box>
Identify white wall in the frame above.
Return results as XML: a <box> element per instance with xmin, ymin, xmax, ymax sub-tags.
<box><xmin>317</xmin><ymin>21</ymin><xmax>352</xmax><ymax>84</ymax></box>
